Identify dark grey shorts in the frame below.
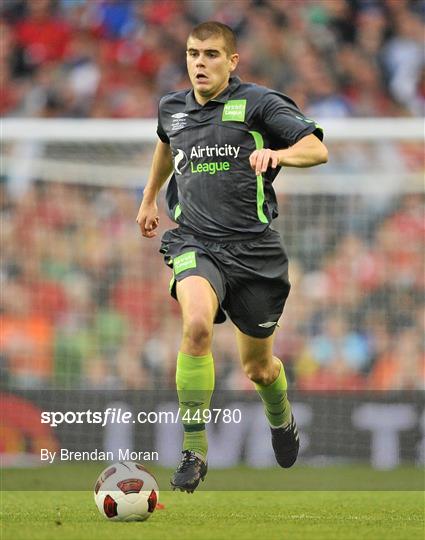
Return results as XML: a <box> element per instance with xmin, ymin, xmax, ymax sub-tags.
<box><xmin>159</xmin><ymin>227</ymin><xmax>291</xmax><ymax>338</ymax></box>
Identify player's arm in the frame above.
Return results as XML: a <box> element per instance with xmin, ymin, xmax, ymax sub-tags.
<box><xmin>250</xmin><ymin>134</ymin><xmax>328</xmax><ymax>175</ymax></box>
<box><xmin>136</xmin><ymin>140</ymin><xmax>173</xmax><ymax>238</ymax></box>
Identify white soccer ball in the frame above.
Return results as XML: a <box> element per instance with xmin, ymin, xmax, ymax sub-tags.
<box><xmin>94</xmin><ymin>461</ymin><xmax>159</xmax><ymax>521</ymax></box>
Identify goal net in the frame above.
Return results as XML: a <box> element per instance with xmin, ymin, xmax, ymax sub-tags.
<box><xmin>1</xmin><ymin>118</ymin><xmax>423</xmax><ymax>476</ymax></box>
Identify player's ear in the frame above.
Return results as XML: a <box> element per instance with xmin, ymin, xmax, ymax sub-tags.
<box><xmin>229</xmin><ymin>53</ymin><xmax>239</xmax><ymax>72</ymax></box>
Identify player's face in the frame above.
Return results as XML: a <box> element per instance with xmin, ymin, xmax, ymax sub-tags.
<box><xmin>186</xmin><ymin>36</ymin><xmax>239</xmax><ymax>104</ymax></box>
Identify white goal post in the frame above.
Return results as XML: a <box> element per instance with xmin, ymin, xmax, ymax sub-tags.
<box><xmin>1</xmin><ymin>118</ymin><xmax>424</xmax><ymax>194</ymax></box>
<box><xmin>2</xmin><ymin>117</ymin><xmax>423</xmax><ymax>141</ymax></box>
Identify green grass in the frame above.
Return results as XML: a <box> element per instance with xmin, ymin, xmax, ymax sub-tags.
<box><xmin>1</xmin><ymin>490</ymin><xmax>424</xmax><ymax>540</ymax></box>
<box><xmin>2</xmin><ymin>463</ymin><xmax>424</xmax><ymax>491</ymax></box>
<box><xmin>1</xmin><ymin>465</ymin><xmax>424</xmax><ymax>540</ymax></box>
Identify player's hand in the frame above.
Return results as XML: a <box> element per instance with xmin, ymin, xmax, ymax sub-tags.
<box><xmin>136</xmin><ymin>200</ymin><xmax>159</xmax><ymax>238</ymax></box>
<box><xmin>249</xmin><ymin>148</ymin><xmax>279</xmax><ymax>176</ymax></box>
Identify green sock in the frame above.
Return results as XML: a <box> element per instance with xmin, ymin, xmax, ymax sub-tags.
<box><xmin>255</xmin><ymin>361</ymin><xmax>292</xmax><ymax>428</ymax></box>
<box><xmin>176</xmin><ymin>351</ymin><xmax>215</xmax><ymax>460</ymax></box>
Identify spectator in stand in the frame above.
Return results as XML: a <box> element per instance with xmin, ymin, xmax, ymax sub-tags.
<box><xmin>369</xmin><ymin>326</ymin><xmax>425</xmax><ymax>390</ymax></box>
<box><xmin>0</xmin><ymin>20</ymin><xmax>27</xmax><ymax>115</ymax></box>
<box><xmin>295</xmin><ymin>313</ymin><xmax>369</xmax><ymax>390</ymax></box>
<box><xmin>382</xmin><ymin>5</ymin><xmax>425</xmax><ymax>115</ymax></box>
<box><xmin>14</xmin><ymin>0</ymin><xmax>71</xmax><ymax>74</ymax></box>
<box><xmin>0</xmin><ymin>279</ymin><xmax>54</xmax><ymax>387</ymax></box>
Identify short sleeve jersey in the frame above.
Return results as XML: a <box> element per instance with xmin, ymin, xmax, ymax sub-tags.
<box><xmin>157</xmin><ymin>77</ymin><xmax>323</xmax><ymax>239</ymax></box>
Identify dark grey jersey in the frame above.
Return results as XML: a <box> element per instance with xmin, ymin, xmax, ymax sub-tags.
<box><xmin>157</xmin><ymin>77</ymin><xmax>323</xmax><ymax>239</ymax></box>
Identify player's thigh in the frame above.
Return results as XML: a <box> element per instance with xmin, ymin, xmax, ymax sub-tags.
<box><xmin>162</xmin><ymin>229</ymin><xmax>227</xmax><ymax>324</ymax></box>
<box><xmin>225</xmin><ymin>229</ymin><xmax>290</xmax><ymax>339</ymax></box>
<box><xmin>226</xmin><ymin>276</ymin><xmax>289</xmax><ymax>340</ymax></box>
<box><xmin>176</xmin><ymin>275</ymin><xmax>219</xmax><ymax>327</ymax></box>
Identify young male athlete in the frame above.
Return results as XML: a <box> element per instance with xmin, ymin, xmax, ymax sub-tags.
<box><xmin>137</xmin><ymin>21</ymin><xmax>328</xmax><ymax>493</ymax></box>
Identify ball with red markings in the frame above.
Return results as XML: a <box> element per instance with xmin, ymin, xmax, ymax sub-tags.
<box><xmin>94</xmin><ymin>462</ymin><xmax>159</xmax><ymax>521</ymax></box>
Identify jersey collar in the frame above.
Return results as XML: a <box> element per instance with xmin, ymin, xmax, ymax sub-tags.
<box><xmin>184</xmin><ymin>76</ymin><xmax>242</xmax><ymax>112</ymax></box>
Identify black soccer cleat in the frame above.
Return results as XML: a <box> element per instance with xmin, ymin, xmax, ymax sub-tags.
<box><xmin>270</xmin><ymin>413</ymin><xmax>300</xmax><ymax>468</ymax></box>
<box><xmin>170</xmin><ymin>450</ymin><xmax>208</xmax><ymax>493</ymax></box>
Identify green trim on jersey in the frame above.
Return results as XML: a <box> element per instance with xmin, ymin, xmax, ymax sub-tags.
<box><xmin>295</xmin><ymin>115</ymin><xmax>324</xmax><ymax>136</ymax></box>
<box><xmin>248</xmin><ymin>130</ymin><xmax>269</xmax><ymax>224</ymax></box>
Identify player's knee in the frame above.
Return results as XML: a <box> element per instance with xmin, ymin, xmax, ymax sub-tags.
<box><xmin>243</xmin><ymin>358</ymin><xmax>275</xmax><ymax>385</ymax></box>
<box><xmin>182</xmin><ymin>315</ymin><xmax>213</xmax><ymax>352</ymax></box>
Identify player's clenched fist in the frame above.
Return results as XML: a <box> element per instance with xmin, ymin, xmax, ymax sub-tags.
<box><xmin>136</xmin><ymin>201</ymin><xmax>159</xmax><ymax>238</ymax></box>
<box><xmin>249</xmin><ymin>148</ymin><xmax>279</xmax><ymax>176</ymax></box>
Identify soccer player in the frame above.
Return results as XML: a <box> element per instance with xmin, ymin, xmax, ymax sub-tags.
<box><xmin>136</xmin><ymin>21</ymin><xmax>328</xmax><ymax>493</ymax></box>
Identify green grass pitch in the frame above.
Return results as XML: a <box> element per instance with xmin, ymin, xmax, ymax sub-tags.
<box><xmin>1</xmin><ymin>465</ymin><xmax>424</xmax><ymax>540</ymax></box>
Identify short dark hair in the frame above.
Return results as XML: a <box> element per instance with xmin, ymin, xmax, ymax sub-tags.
<box><xmin>188</xmin><ymin>21</ymin><xmax>237</xmax><ymax>55</ymax></box>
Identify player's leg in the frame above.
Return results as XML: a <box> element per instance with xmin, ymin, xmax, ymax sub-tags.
<box><xmin>223</xmin><ymin>228</ymin><xmax>298</xmax><ymax>466</ymax></box>
<box><xmin>235</xmin><ymin>328</ymin><xmax>292</xmax><ymax>427</ymax></box>
<box><xmin>160</xmin><ymin>231</ymin><xmax>226</xmax><ymax>491</ymax></box>
<box><xmin>235</xmin><ymin>327</ymin><xmax>299</xmax><ymax>468</ymax></box>
<box><xmin>177</xmin><ymin>275</ymin><xmax>218</xmax><ymax>355</ymax></box>
<box><xmin>171</xmin><ymin>275</ymin><xmax>218</xmax><ymax>492</ymax></box>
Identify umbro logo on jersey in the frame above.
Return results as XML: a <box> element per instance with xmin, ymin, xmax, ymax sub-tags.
<box><xmin>258</xmin><ymin>321</ymin><xmax>278</xmax><ymax>328</ymax></box>
<box><xmin>171</xmin><ymin>112</ymin><xmax>188</xmax><ymax>131</ymax></box>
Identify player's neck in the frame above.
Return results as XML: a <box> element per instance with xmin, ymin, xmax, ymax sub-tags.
<box><xmin>193</xmin><ymin>80</ymin><xmax>230</xmax><ymax>106</ymax></box>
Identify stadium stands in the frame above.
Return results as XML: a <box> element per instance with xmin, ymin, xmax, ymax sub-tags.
<box><xmin>1</xmin><ymin>0</ymin><xmax>424</xmax><ymax>119</ymax></box>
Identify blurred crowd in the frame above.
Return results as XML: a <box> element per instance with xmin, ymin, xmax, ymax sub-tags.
<box><xmin>1</xmin><ymin>0</ymin><xmax>424</xmax><ymax>392</ymax></box>
<box><xmin>1</xmin><ymin>0</ymin><xmax>424</xmax><ymax>119</ymax></box>
<box><xmin>1</xmin><ymin>178</ymin><xmax>423</xmax><ymax>391</ymax></box>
